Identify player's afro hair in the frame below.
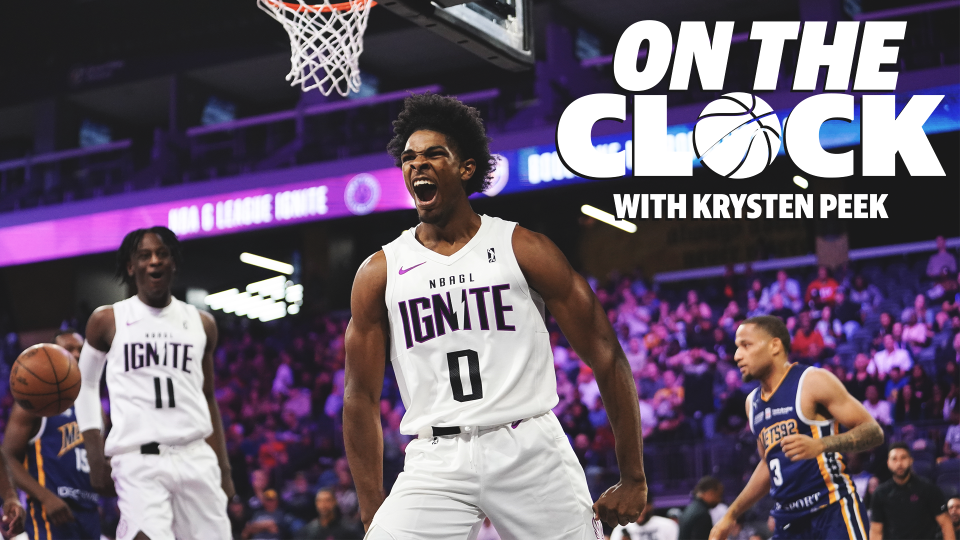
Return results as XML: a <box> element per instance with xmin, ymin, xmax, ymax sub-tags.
<box><xmin>115</xmin><ymin>226</ymin><xmax>183</xmax><ymax>284</ymax></box>
<box><xmin>386</xmin><ymin>93</ymin><xmax>495</xmax><ymax>196</ymax></box>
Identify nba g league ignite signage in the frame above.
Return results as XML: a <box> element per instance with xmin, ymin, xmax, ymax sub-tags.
<box><xmin>556</xmin><ymin>21</ymin><xmax>947</xmax><ymax>219</ymax></box>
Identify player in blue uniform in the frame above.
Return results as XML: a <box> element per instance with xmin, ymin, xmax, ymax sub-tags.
<box><xmin>710</xmin><ymin>316</ymin><xmax>884</xmax><ymax>540</ymax></box>
<box><xmin>2</xmin><ymin>329</ymin><xmax>101</xmax><ymax>540</ymax></box>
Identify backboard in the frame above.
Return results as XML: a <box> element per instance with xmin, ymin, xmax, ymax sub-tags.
<box><xmin>377</xmin><ymin>0</ymin><xmax>534</xmax><ymax>71</ymax></box>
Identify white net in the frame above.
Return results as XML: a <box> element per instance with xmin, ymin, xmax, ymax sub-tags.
<box><xmin>257</xmin><ymin>0</ymin><xmax>375</xmax><ymax>97</ymax></box>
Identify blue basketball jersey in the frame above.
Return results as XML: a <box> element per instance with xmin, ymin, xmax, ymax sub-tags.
<box><xmin>748</xmin><ymin>364</ymin><xmax>859</xmax><ymax>521</ymax></box>
<box><xmin>22</xmin><ymin>407</ymin><xmax>99</xmax><ymax>512</ymax></box>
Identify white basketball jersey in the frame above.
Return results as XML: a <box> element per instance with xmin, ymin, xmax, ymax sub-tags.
<box><xmin>104</xmin><ymin>296</ymin><xmax>213</xmax><ymax>456</ymax></box>
<box><xmin>382</xmin><ymin>214</ymin><xmax>559</xmax><ymax>435</ymax></box>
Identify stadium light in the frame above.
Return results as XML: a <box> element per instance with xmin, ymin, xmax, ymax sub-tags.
<box><xmin>793</xmin><ymin>175</ymin><xmax>809</xmax><ymax>189</ymax></box>
<box><xmin>581</xmin><ymin>205</ymin><xmax>637</xmax><ymax>233</ymax></box>
<box><xmin>240</xmin><ymin>252</ymin><xmax>294</xmax><ymax>274</ymax></box>
<box><xmin>204</xmin><ymin>289</ymin><xmax>239</xmax><ymax>310</ymax></box>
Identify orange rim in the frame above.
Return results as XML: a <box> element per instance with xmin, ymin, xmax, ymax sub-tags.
<box><xmin>266</xmin><ymin>0</ymin><xmax>377</xmax><ymax>13</ymax></box>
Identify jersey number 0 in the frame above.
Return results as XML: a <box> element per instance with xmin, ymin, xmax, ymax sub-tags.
<box><xmin>446</xmin><ymin>349</ymin><xmax>483</xmax><ymax>402</ymax></box>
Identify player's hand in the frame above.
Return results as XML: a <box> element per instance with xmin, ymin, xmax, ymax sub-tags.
<box><xmin>1</xmin><ymin>499</ymin><xmax>24</xmax><ymax>538</ymax></box>
<box><xmin>89</xmin><ymin>458</ymin><xmax>117</xmax><ymax>497</ymax></box>
<box><xmin>709</xmin><ymin>514</ymin><xmax>736</xmax><ymax>540</ymax></box>
<box><xmin>781</xmin><ymin>433</ymin><xmax>825</xmax><ymax>461</ymax></box>
<box><xmin>593</xmin><ymin>477</ymin><xmax>647</xmax><ymax>528</ymax></box>
<box><xmin>40</xmin><ymin>494</ymin><xmax>75</xmax><ymax>526</ymax></box>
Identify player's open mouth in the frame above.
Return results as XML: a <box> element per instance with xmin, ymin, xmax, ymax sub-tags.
<box><xmin>148</xmin><ymin>271</ymin><xmax>164</xmax><ymax>280</ymax></box>
<box><xmin>413</xmin><ymin>179</ymin><xmax>438</xmax><ymax>204</ymax></box>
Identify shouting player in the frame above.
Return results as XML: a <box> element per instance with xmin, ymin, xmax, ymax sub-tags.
<box><xmin>344</xmin><ymin>93</ymin><xmax>646</xmax><ymax>539</ymax></box>
<box><xmin>710</xmin><ymin>316</ymin><xmax>884</xmax><ymax>540</ymax></box>
<box><xmin>2</xmin><ymin>329</ymin><xmax>100</xmax><ymax>540</ymax></box>
<box><xmin>75</xmin><ymin>227</ymin><xmax>234</xmax><ymax>540</ymax></box>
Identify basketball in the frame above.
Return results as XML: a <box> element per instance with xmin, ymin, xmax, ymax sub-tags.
<box><xmin>693</xmin><ymin>92</ymin><xmax>782</xmax><ymax>179</ymax></box>
<box><xmin>10</xmin><ymin>343</ymin><xmax>81</xmax><ymax>417</ymax></box>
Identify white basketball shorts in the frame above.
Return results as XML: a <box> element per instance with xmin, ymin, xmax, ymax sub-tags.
<box><xmin>366</xmin><ymin>411</ymin><xmax>602</xmax><ymax>540</ymax></box>
<box><xmin>111</xmin><ymin>439</ymin><xmax>230</xmax><ymax>540</ymax></box>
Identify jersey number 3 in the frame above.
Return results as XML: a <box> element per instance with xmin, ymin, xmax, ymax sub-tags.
<box><xmin>769</xmin><ymin>458</ymin><xmax>784</xmax><ymax>486</ymax></box>
<box><xmin>447</xmin><ymin>350</ymin><xmax>483</xmax><ymax>402</ymax></box>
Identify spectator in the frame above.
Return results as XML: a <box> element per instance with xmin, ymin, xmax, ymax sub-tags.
<box><xmin>833</xmin><ymin>290</ymin><xmax>862</xmax><ymax>340</ymax></box>
<box><xmin>681</xmin><ymin>349</ymin><xmax>718</xmax><ymax>439</ymax></box>
<box><xmin>637</xmin><ymin>362</ymin><xmax>664</xmax><ymax>400</ymax></box>
<box><xmin>927</xmin><ymin>236</ymin><xmax>957</xmax><ymax>279</ymax></box>
<box><xmin>863</xmin><ymin>385</ymin><xmax>892</xmax><ymax>426</ymax></box>
<box><xmin>242</xmin><ymin>489</ymin><xmax>298</xmax><ymax>540</ymax></box>
<box><xmin>942</xmin><ymin>422</ymin><xmax>960</xmax><ymax>462</ymax></box>
<box><xmin>870</xmin><ymin>443</ymin><xmax>954</xmax><ymax>540</ymax></box>
<box><xmin>815</xmin><ymin>305</ymin><xmax>842</xmax><ymax>350</ymax></box>
<box><xmin>229</xmin><ymin>495</ymin><xmax>250</xmax><ymax>540</ymax></box>
<box><xmin>577</xmin><ymin>366</ymin><xmax>601</xmax><ymax>410</ymax></box>
<box><xmin>791</xmin><ymin>312</ymin><xmax>824</xmax><ymax>363</ymax></box>
<box><xmin>745</xmin><ymin>296</ymin><xmax>765</xmax><ymax>319</ymax></box>
<box><xmin>625</xmin><ymin>336</ymin><xmax>647</xmax><ymax>373</ymax></box>
<box><xmin>679</xmin><ymin>476</ymin><xmax>724</xmax><ymax>540</ymax></box>
<box><xmin>924</xmin><ymin>384</ymin><xmax>947</xmax><ymax>421</ymax></box>
<box><xmin>611</xmin><ymin>491</ymin><xmax>679</xmax><ymax>540</ymax></box>
<box><xmin>949</xmin><ymin>498</ymin><xmax>960</xmax><ymax>540</ymax></box>
<box><xmin>331</xmin><ymin>458</ymin><xmax>360</xmax><ymax>527</ymax></box>
<box><xmin>295</xmin><ymin>488</ymin><xmax>361</xmax><ymax>540</ymax></box>
<box><xmin>885</xmin><ymin>367</ymin><xmax>909</xmax><ymax>400</ymax></box>
<box><xmin>768</xmin><ymin>294</ymin><xmax>795</xmax><ymax>322</ymax></box>
<box><xmin>763</xmin><ymin>270</ymin><xmax>803</xmax><ymax>313</ymax></box>
<box><xmin>847</xmin><ymin>354</ymin><xmax>880</xmax><ymax>402</ymax></box>
<box><xmin>284</xmin><ymin>472</ymin><xmax>318</xmax><ymax>523</ymax></box>
<box><xmin>869</xmin><ymin>335</ymin><xmax>913</xmax><ymax>378</ymax></box>
<box><xmin>850</xmin><ymin>275</ymin><xmax>883</xmax><ymax>316</ymax></box>
<box><xmin>893</xmin><ymin>384</ymin><xmax>922</xmax><ymax>423</ymax></box>
<box><xmin>805</xmin><ymin>266</ymin><xmax>840</xmax><ymax>309</ymax></box>
<box><xmin>907</xmin><ymin>365</ymin><xmax>932</xmax><ymax>401</ymax></box>
<box><xmin>653</xmin><ymin>370</ymin><xmax>686</xmax><ymax>441</ymax></box>
<box><xmin>716</xmin><ymin>369</ymin><xmax>749</xmax><ymax>434</ymax></box>
<box><xmin>902</xmin><ymin>311</ymin><xmax>933</xmax><ymax>359</ymax></box>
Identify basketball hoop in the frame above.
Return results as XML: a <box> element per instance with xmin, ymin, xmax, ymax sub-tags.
<box><xmin>258</xmin><ymin>0</ymin><xmax>377</xmax><ymax>97</ymax></box>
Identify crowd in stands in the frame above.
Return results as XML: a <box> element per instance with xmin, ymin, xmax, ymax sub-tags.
<box><xmin>0</xmin><ymin>240</ymin><xmax>957</xmax><ymax>539</ymax></box>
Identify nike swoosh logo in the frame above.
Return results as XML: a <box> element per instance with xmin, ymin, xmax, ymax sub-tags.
<box><xmin>126</xmin><ymin>319</ymin><xmax>141</xmax><ymax>326</ymax></box>
<box><xmin>398</xmin><ymin>262</ymin><xmax>426</xmax><ymax>275</ymax></box>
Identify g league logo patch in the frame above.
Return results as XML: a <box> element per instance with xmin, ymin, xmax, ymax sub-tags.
<box><xmin>487</xmin><ymin>248</ymin><xmax>496</xmax><ymax>263</ymax></box>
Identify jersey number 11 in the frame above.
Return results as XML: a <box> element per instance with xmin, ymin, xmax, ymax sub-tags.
<box><xmin>154</xmin><ymin>377</ymin><xmax>176</xmax><ymax>408</ymax></box>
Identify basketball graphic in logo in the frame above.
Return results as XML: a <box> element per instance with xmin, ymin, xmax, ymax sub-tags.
<box><xmin>344</xmin><ymin>173</ymin><xmax>381</xmax><ymax>215</ymax></box>
<box><xmin>693</xmin><ymin>93</ymin><xmax>782</xmax><ymax>179</ymax></box>
<box><xmin>483</xmin><ymin>154</ymin><xmax>510</xmax><ymax>197</ymax></box>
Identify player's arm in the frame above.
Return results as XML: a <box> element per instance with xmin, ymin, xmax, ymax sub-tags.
<box><xmin>77</xmin><ymin>306</ymin><xmax>116</xmax><ymax>497</ymax></box>
<box><xmin>869</xmin><ymin>521</ymin><xmax>883</xmax><ymax>540</ymax></box>
<box><xmin>1</xmin><ymin>404</ymin><xmax>74</xmax><ymax>526</ymax></box>
<box><xmin>710</xmin><ymin>403</ymin><xmax>771</xmax><ymax>540</ymax></box>
<box><xmin>343</xmin><ymin>251</ymin><xmax>389</xmax><ymax>532</ymax></box>
<box><xmin>781</xmin><ymin>368</ymin><xmax>884</xmax><ymax>461</ymax></box>
<box><xmin>0</xmin><ymin>421</ymin><xmax>24</xmax><ymax>538</ymax></box>
<box><xmin>512</xmin><ymin>227</ymin><xmax>645</xmax><ymax>528</ymax></box>
<box><xmin>200</xmin><ymin>310</ymin><xmax>235</xmax><ymax>499</ymax></box>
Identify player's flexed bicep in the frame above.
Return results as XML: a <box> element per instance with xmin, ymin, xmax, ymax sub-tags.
<box><xmin>343</xmin><ymin>251</ymin><xmax>390</xmax><ymax>532</ymax></box>
<box><xmin>781</xmin><ymin>368</ymin><xmax>884</xmax><ymax>461</ymax></box>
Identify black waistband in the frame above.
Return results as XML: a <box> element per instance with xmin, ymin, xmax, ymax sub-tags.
<box><xmin>432</xmin><ymin>426</ymin><xmax>461</xmax><ymax>437</ymax></box>
<box><xmin>141</xmin><ymin>442</ymin><xmax>160</xmax><ymax>455</ymax></box>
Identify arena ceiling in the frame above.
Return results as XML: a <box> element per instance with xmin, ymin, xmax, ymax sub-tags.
<box><xmin>0</xmin><ymin>0</ymin><xmax>846</xmax><ymax>137</ymax></box>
